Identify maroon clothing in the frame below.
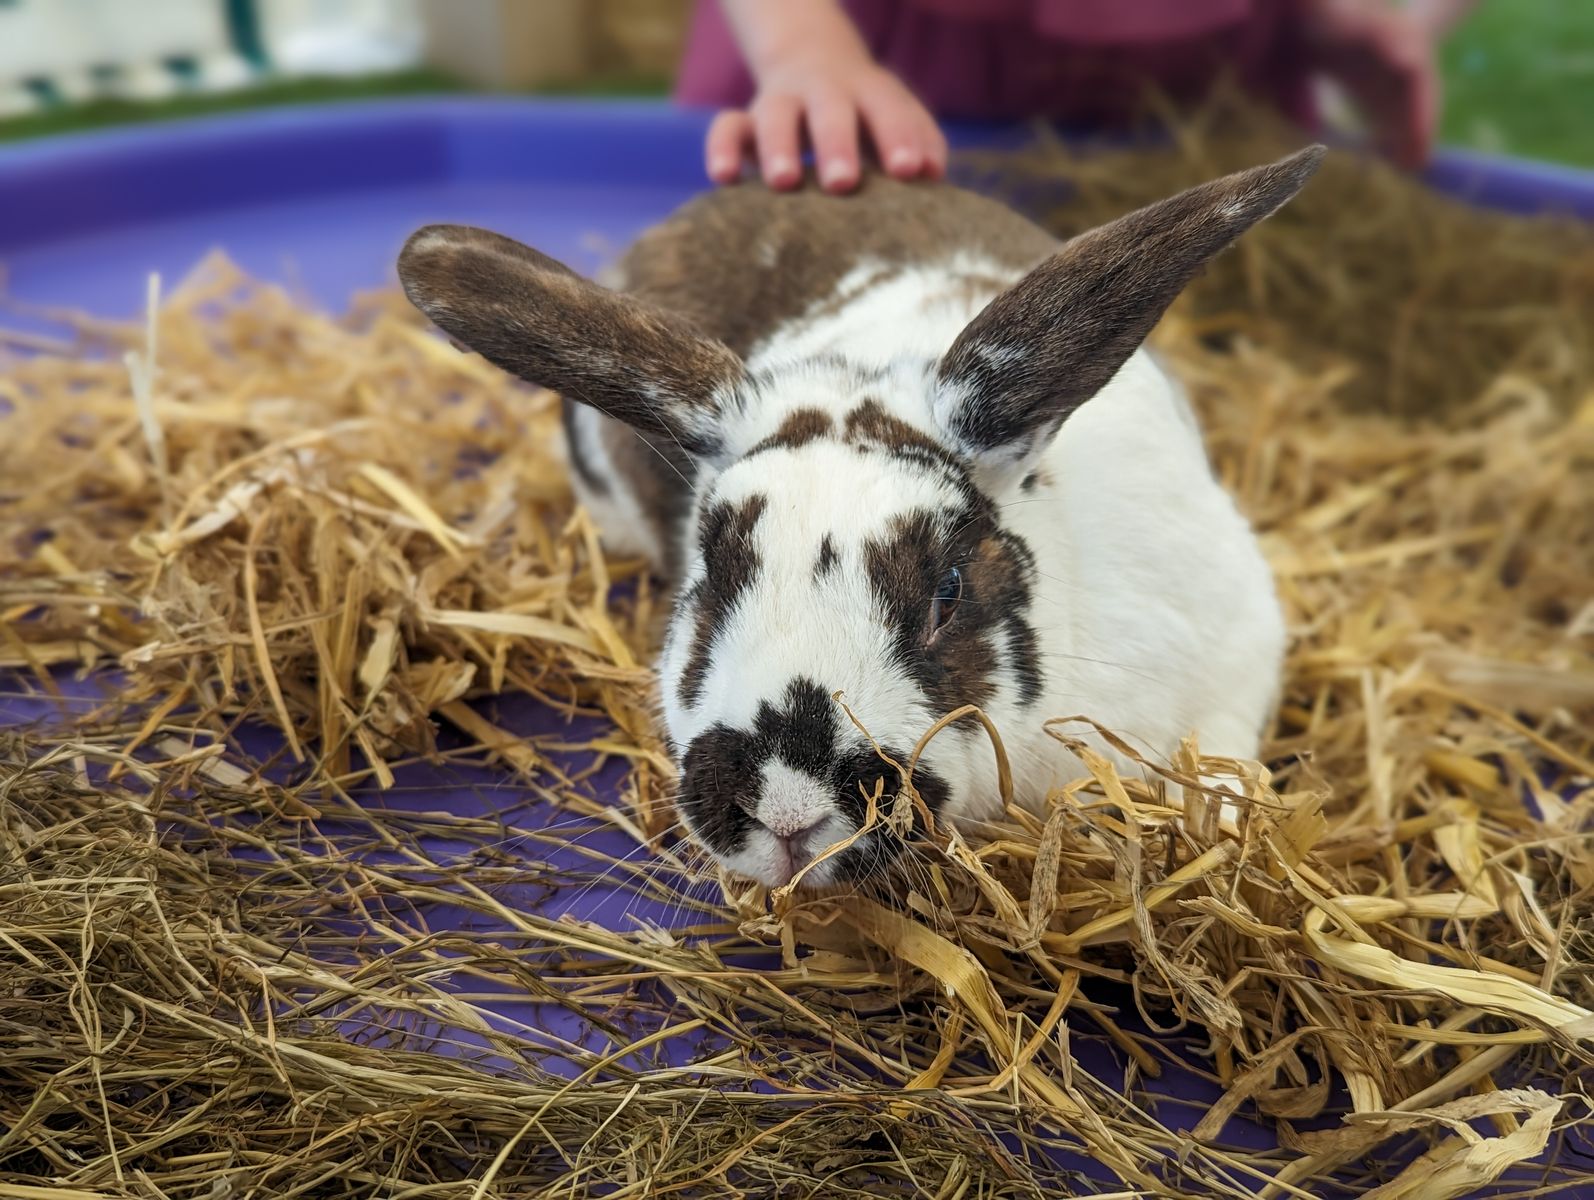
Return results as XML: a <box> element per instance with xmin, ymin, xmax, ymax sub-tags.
<box><xmin>674</xmin><ymin>0</ymin><xmax>1316</xmax><ymax>127</ymax></box>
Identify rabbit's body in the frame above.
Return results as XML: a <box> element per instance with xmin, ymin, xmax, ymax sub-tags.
<box><xmin>567</xmin><ymin>176</ymin><xmax>1280</xmax><ymax>831</ymax></box>
<box><xmin>400</xmin><ymin>149</ymin><xmax>1321</xmax><ymax>888</ymax></box>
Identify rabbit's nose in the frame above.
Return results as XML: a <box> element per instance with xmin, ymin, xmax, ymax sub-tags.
<box><xmin>757</xmin><ymin>761</ymin><xmax>835</xmax><ymax>844</ymax></box>
<box><xmin>763</xmin><ymin>810</ymin><xmax>824</xmax><ymax>839</ymax></box>
<box><xmin>772</xmin><ymin>817</ymin><xmax>829</xmax><ymax>873</ymax></box>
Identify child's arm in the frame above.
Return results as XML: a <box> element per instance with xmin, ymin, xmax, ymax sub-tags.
<box><xmin>706</xmin><ymin>0</ymin><xmax>947</xmax><ymax>192</ymax></box>
<box><xmin>1410</xmin><ymin>0</ymin><xmax>1481</xmax><ymax>38</ymax></box>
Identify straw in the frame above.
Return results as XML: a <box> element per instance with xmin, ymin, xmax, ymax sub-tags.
<box><xmin>1</xmin><ymin>111</ymin><xmax>1592</xmax><ymax>1196</ymax></box>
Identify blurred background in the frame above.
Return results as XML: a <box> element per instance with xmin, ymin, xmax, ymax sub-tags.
<box><xmin>0</xmin><ymin>0</ymin><xmax>1587</xmax><ymax>167</ymax></box>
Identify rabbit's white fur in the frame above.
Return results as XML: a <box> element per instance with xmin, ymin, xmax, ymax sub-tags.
<box><xmin>636</xmin><ymin>261</ymin><xmax>1280</xmax><ymax>885</ymax></box>
<box><xmin>564</xmin><ymin>404</ymin><xmax>671</xmax><ymax>564</ymax></box>
<box><xmin>398</xmin><ymin>147</ymin><xmax>1322</xmax><ymax>890</ymax></box>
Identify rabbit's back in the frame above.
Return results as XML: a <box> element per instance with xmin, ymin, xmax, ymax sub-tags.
<box><xmin>619</xmin><ymin>174</ymin><xmax>1057</xmax><ymax>356</ymax></box>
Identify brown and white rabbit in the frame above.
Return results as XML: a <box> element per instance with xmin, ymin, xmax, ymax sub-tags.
<box><xmin>398</xmin><ymin>146</ymin><xmax>1323</xmax><ymax>889</ymax></box>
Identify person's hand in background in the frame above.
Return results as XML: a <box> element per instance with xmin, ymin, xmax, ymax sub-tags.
<box><xmin>701</xmin><ymin>0</ymin><xmax>1480</xmax><ymax>188</ymax></box>
<box><xmin>1303</xmin><ymin>0</ymin><xmax>1479</xmax><ymax>169</ymax></box>
<box><xmin>706</xmin><ymin>0</ymin><xmax>947</xmax><ymax>193</ymax></box>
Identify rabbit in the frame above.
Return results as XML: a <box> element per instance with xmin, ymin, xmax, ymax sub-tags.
<box><xmin>397</xmin><ymin>145</ymin><xmax>1323</xmax><ymax>890</ymax></box>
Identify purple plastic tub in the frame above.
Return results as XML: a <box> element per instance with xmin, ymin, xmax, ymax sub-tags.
<box><xmin>3</xmin><ymin>96</ymin><xmax>1591</xmax><ymax>331</ymax></box>
<box><xmin>3</xmin><ymin>97</ymin><xmax>1591</xmax><ymax>1192</ymax></box>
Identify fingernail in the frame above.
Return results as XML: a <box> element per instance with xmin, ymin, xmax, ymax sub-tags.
<box><xmin>820</xmin><ymin>160</ymin><xmax>854</xmax><ymax>189</ymax></box>
<box><xmin>767</xmin><ymin>155</ymin><xmax>798</xmax><ymax>182</ymax></box>
<box><xmin>709</xmin><ymin>155</ymin><xmax>737</xmax><ymax>180</ymax></box>
<box><xmin>887</xmin><ymin>147</ymin><xmax>921</xmax><ymax>174</ymax></box>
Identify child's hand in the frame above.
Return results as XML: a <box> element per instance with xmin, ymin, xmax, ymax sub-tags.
<box><xmin>711</xmin><ymin>0</ymin><xmax>947</xmax><ymax>193</ymax></box>
<box><xmin>1304</xmin><ymin>0</ymin><xmax>1475</xmax><ymax>169</ymax></box>
<box><xmin>705</xmin><ymin>56</ymin><xmax>947</xmax><ymax>193</ymax></box>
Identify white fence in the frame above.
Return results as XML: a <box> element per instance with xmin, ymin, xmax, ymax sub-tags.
<box><xmin>0</xmin><ymin>0</ymin><xmax>423</xmax><ymax>117</ymax></box>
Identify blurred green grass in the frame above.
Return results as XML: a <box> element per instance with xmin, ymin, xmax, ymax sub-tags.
<box><xmin>0</xmin><ymin>70</ymin><xmax>469</xmax><ymax>143</ymax></box>
<box><xmin>0</xmin><ymin>0</ymin><xmax>1587</xmax><ymax>167</ymax></box>
<box><xmin>1439</xmin><ymin>0</ymin><xmax>1594</xmax><ymax>166</ymax></box>
<box><xmin>0</xmin><ymin>67</ymin><xmax>672</xmax><ymax>144</ymax></box>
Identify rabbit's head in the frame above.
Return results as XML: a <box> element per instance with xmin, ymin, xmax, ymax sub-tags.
<box><xmin>399</xmin><ymin>147</ymin><xmax>1322</xmax><ymax>888</ymax></box>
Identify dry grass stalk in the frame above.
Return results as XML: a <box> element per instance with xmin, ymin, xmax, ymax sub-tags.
<box><xmin>2</xmin><ymin>129</ymin><xmax>1593</xmax><ymax>1196</ymax></box>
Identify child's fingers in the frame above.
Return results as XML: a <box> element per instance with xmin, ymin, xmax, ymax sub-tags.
<box><xmin>1387</xmin><ymin>64</ymin><xmax>1436</xmax><ymax>169</ymax></box>
<box><xmin>1335</xmin><ymin>13</ymin><xmax>1438</xmax><ymax>169</ymax></box>
<box><xmin>705</xmin><ymin>111</ymin><xmax>754</xmax><ymax>184</ymax></box>
<box><xmin>750</xmin><ymin>93</ymin><xmax>804</xmax><ymax>189</ymax></box>
<box><xmin>805</xmin><ymin>88</ymin><xmax>862</xmax><ymax>192</ymax></box>
<box><xmin>858</xmin><ymin>79</ymin><xmax>933</xmax><ymax>179</ymax></box>
<box><xmin>1348</xmin><ymin>25</ymin><xmax>1437</xmax><ymax>169</ymax></box>
<box><xmin>1412</xmin><ymin>77</ymin><xmax>1438</xmax><ymax>167</ymax></box>
<box><xmin>918</xmin><ymin>114</ymin><xmax>950</xmax><ymax>180</ymax></box>
<box><xmin>1403</xmin><ymin>48</ymin><xmax>1440</xmax><ymax>167</ymax></box>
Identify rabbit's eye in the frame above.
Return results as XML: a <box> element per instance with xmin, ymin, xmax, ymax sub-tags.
<box><xmin>928</xmin><ymin>567</ymin><xmax>963</xmax><ymax>639</ymax></box>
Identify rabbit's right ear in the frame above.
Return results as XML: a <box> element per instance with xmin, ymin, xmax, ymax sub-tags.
<box><xmin>933</xmin><ymin>146</ymin><xmax>1324</xmax><ymax>484</ymax></box>
<box><xmin>399</xmin><ymin>225</ymin><xmax>744</xmax><ymax>457</ymax></box>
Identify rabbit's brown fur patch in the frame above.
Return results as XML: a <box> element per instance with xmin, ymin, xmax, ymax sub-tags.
<box><xmin>619</xmin><ymin>174</ymin><xmax>1057</xmax><ymax>358</ymax></box>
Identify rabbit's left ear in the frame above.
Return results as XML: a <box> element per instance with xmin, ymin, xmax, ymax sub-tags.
<box><xmin>933</xmin><ymin>145</ymin><xmax>1324</xmax><ymax>482</ymax></box>
<box><xmin>399</xmin><ymin>225</ymin><xmax>745</xmax><ymax>458</ymax></box>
